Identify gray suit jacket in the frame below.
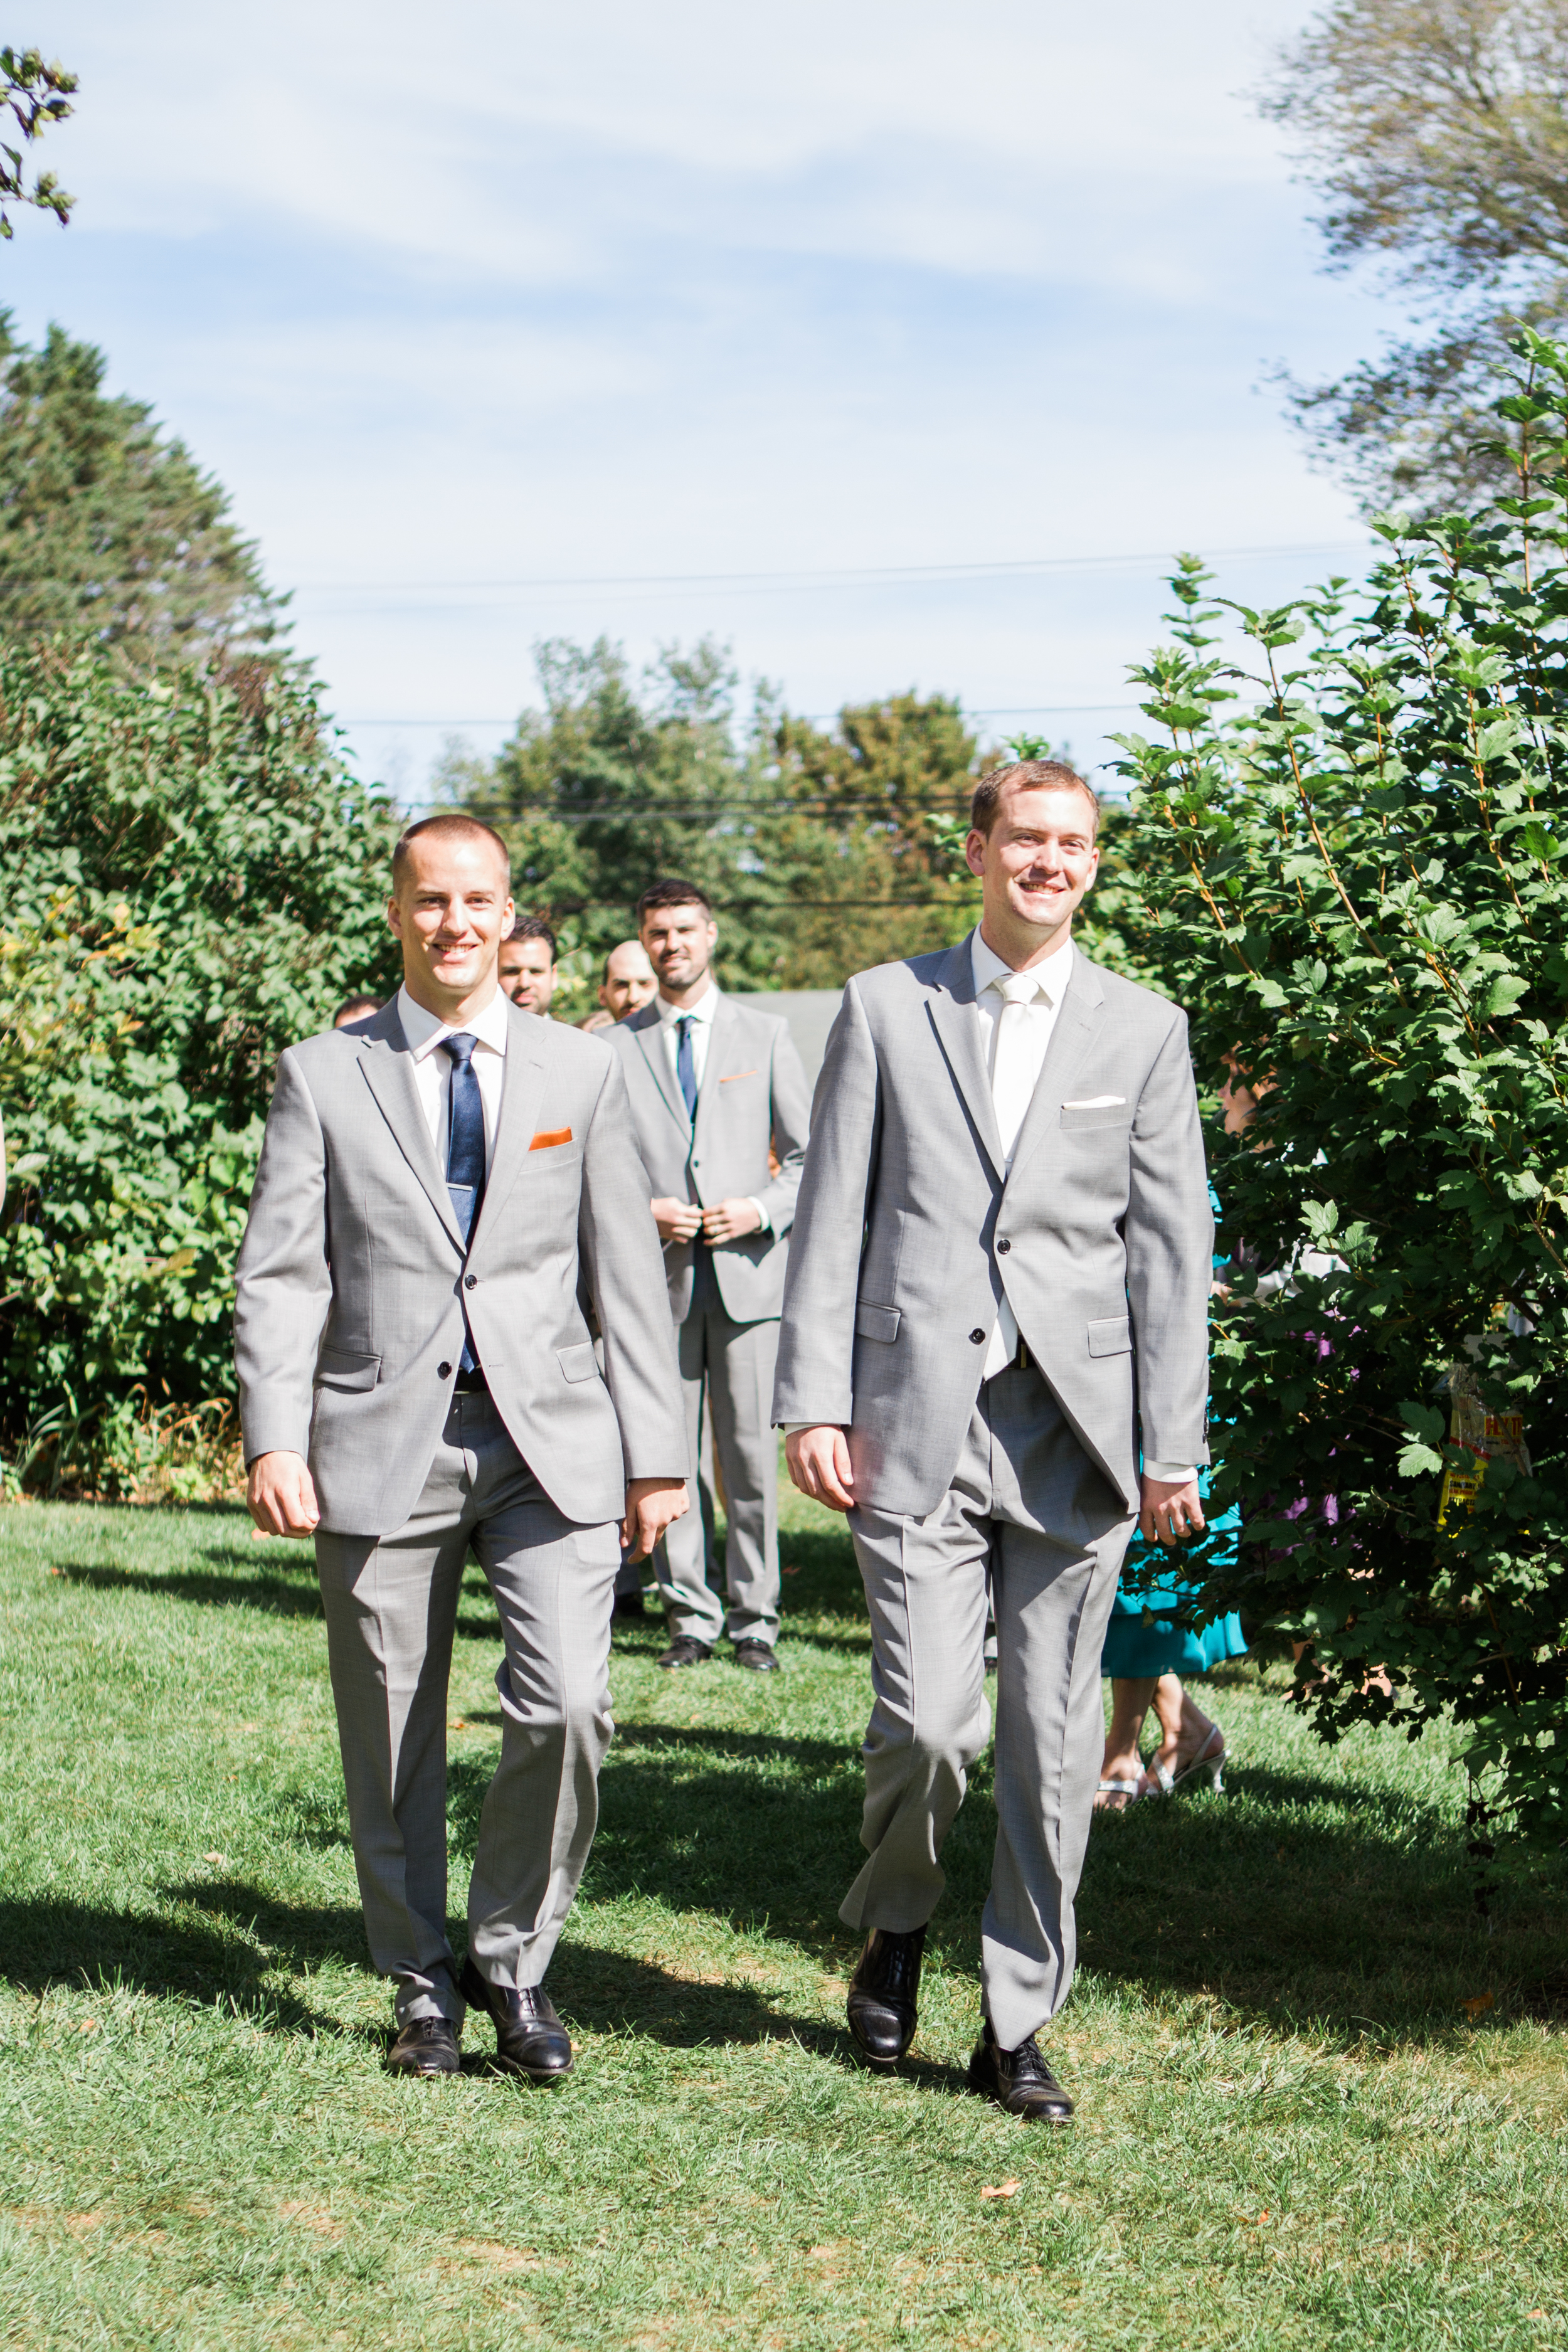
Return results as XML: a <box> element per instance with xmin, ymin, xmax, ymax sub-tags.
<box><xmin>234</xmin><ymin>997</ymin><xmax>688</xmax><ymax>1538</ymax></box>
<box><xmin>771</xmin><ymin>934</ymin><xmax>1212</xmax><ymax>1518</ymax></box>
<box><xmin>608</xmin><ymin>995</ymin><xmax>812</xmax><ymax>1325</ymax></box>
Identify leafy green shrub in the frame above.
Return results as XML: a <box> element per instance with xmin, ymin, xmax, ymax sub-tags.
<box><xmin>0</xmin><ymin>641</ymin><xmax>399</xmax><ymax>1487</ymax></box>
<box><xmin>1112</xmin><ymin>331</ymin><xmax>1568</xmax><ymax>1848</ymax></box>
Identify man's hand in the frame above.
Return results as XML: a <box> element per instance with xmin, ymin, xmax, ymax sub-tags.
<box><xmin>623</xmin><ymin>1476</ymin><xmax>689</xmax><ymax>1560</ymax></box>
<box><xmin>785</xmin><ymin>1424</ymin><xmax>856</xmax><ymax>1513</ymax></box>
<box><xmin>650</xmin><ymin>1195</ymin><xmax>703</xmax><ymax>1244</ymax></box>
<box><xmin>1138</xmin><ymin>1474</ymin><xmax>1205</xmax><ymax>1548</ymax></box>
<box><xmin>248</xmin><ymin>1449</ymin><xmax>321</xmax><ymax>1537</ymax></box>
<box><xmin>702</xmin><ymin>1197</ymin><xmax>761</xmax><ymax>1244</ymax></box>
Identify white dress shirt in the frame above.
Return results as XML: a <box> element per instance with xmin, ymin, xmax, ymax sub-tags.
<box><xmin>973</xmin><ymin>928</ymin><xmax>1073</xmax><ymax>1380</ymax></box>
<box><xmin>972</xmin><ymin>933</ymin><xmax>1194</xmax><ymax>1485</ymax></box>
<box><xmin>655</xmin><ymin>980</ymin><xmax>770</xmax><ymax>1232</ymax></box>
<box><xmin>396</xmin><ymin>982</ymin><xmax>509</xmax><ymax>1173</ymax></box>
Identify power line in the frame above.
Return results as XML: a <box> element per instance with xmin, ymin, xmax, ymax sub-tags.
<box><xmin>293</xmin><ymin>538</ymin><xmax>1368</xmax><ymax>596</ymax></box>
<box><xmin>344</xmin><ymin>701</ymin><xmax>1142</xmax><ymax>728</ymax></box>
<box><xmin>487</xmin><ymin>800</ymin><xmax>976</xmax><ymax>822</ymax></box>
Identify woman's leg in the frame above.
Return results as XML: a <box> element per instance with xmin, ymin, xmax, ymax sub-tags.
<box><xmin>1148</xmin><ymin>1672</ymin><xmax>1222</xmax><ymax>1782</ymax></box>
<box><xmin>1096</xmin><ymin>1675</ymin><xmax>1157</xmax><ymax>1808</ymax></box>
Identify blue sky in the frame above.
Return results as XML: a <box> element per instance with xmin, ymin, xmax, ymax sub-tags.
<box><xmin>11</xmin><ymin>0</ymin><xmax>1393</xmax><ymax>797</ymax></box>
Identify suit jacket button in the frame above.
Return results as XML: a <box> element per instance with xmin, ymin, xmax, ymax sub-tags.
<box><xmin>438</xmin><ymin>1362</ymin><xmax>452</xmax><ymax>1379</ymax></box>
<box><xmin>969</xmin><ymin>1328</ymin><xmax>985</xmax><ymax>1343</ymax></box>
<box><xmin>997</xmin><ymin>1239</ymin><xmax>1011</xmax><ymax>1254</ymax></box>
<box><xmin>464</xmin><ymin>1274</ymin><xmax>477</xmax><ymax>1289</ymax></box>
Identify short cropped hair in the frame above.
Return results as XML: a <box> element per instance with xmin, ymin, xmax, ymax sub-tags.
<box><xmin>333</xmin><ymin>995</ymin><xmax>382</xmax><ymax>1028</ymax></box>
<box><xmin>506</xmin><ymin>914</ymin><xmax>558</xmax><ymax>960</ymax></box>
<box><xmin>970</xmin><ymin>759</ymin><xmax>1099</xmax><ymax>840</ymax></box>
<box><xmin>392</xmin><ymin>811</ymin><xmax>511</xmax><ymax>886</ymax></box>
<box><xmin>637</xmin><ymin>877</ymin><xmax>714</xmax><ymax>922</ymax></box>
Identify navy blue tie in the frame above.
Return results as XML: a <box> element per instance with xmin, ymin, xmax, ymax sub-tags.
<box><xmin>675</xmin><ymin>1015</ymin><xmax>698</xmax><ymax>1121</ymax></box>
<box><xmin>442</xmin><ymin>1034</ymin><xmax>485</xmax><ymax>1372</ymax></box>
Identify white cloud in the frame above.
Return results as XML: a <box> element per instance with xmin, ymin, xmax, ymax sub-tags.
<box><xmin>10</xmin><ymin>0</ymin><xmax>1385</xmax><ymax>794</ymax></box>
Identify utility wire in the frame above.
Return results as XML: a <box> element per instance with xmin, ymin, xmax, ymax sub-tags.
<box><xmin>290</xmin><ymin>538</ymin><xmax>1369</xmax><ymax>596</ymax></box>
<box><xmin>345</xmin><ymin>700</ymin><xmax>1140</xmax><ymax>726</ymax></box>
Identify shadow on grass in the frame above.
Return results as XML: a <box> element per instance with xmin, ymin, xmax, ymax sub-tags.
<box><xmin>0</xmin><ymin>1884</ymin><xmax>369</xmax><ymax>2038</ymax></box>
<box><xmin>485</xmin><ymin>1725</ymin><xmax>1568</xmax><ymax>2043</ymax></box>
<box><xmin>52</xmin><ymin>1554</ymin><xmax>325</xmax><ymax>1618</ymax></box>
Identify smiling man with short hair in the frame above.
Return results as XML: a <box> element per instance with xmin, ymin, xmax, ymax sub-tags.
<box><xmin>775</xmin><ymin>760</ymin><xmax>1212</xmax><ymax>2122</ymax></box>
<box><xmin>235</xmin><ymin>812</ymin><xmax>687</xmax><ymax>2080</ymax></box>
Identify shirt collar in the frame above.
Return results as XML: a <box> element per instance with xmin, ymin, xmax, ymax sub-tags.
<box><xmin>396</xmin><ymin>981</ymin><xmax>512</xmax><ymax>1061</ymax></box>
<box><xmin>970</xmin><ymin>928</ymin><xmax>1074</xmax><ymax>1007</ymax></box>
<box><xmin>656</xmin><ymin>980</ymin><xmax>720</xmax><ymax>1029</ymax></box>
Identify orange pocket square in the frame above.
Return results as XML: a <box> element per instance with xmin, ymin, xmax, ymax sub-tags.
<box><xmin>719</xmin><ymin>1068</ymin><xmax>758</xmax><ymax>1083</ymax></box>
<box><xmin>529</xmin><ymin>1127</ymin><xmax>573</xmax><ymax>1151</ymax></box>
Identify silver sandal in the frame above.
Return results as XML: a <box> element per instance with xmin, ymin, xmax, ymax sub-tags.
<box><xmin>1145</xmin><ymin>1724</ymin><xmax>1226</xmax><ymax>1798</ymax></box>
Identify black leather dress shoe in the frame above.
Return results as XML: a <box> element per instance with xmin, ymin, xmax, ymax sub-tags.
<box><xmin>657</xmin><ymin>1634</ymin><xmax>713</xmax><ymax>1669</ymax></box>
<box><xmin>968</xmin><ymin>2020</ymin><xmax>1074</xmax><ymax>2122</ymax></box>
<box><xmin>458</xmin><ymin>1957</ymin><xmax>573</xmax><ymax>2083</ymax></box>
<box><xmin>733</xmin><ymin>1638</ymin><xmax>781</xmax><ymax>1673</ymax></box>
<box><xmin>386</xmin><ymin>2016</ymin><xmax>461</xmax><ymax>2077</ymax></box>
<box><xmin>845</xmin><ymin>1926</ymin><xmax>925</xmax><ymax>2067</ymax></box>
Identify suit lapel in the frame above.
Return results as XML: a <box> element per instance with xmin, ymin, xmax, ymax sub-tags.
<box><xmin>924</xmin><ymin>936</ymin><xmax>1006</xmax><ymax>1181</ymax></box>
<box><xmin>357</xmin><ymin>1010</ymin><xmax>464</xmax><ymax>1251</ymax></box>
<box><xmin>628</xmin><ymin>1003</ymin><xmax>691</xmax><ymax>1140</ymax></box>
<box><xmin>467</xmin><ymin>1000</ymin><xmax>550</xmax><ymax>1258</ymax></box>
<box><xmin>1004</xmin><ymin>955</ymin><xmax>1106</xmax><ymax>1189</ymax></box>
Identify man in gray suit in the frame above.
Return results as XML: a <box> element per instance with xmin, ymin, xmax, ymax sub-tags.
<box><xmin>775</xmin><ymin>761</ymin><xmax>1211</xmax><ymax>2122</ymax></box>
<box><xmin>236</xmin><ymin>813</ymin><xmax>688</xmax><ymax>2080</ymax></box>
<box><xmin>609</xmin><ymin>878</ymin><xmax>812</xmax><ymax>1673</ymax></box>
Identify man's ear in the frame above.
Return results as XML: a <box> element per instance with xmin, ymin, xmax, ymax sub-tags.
<box><xmin>964</xmin><ymin>829</ymin><xmax>987</xmax><ymax>881</ymax></box>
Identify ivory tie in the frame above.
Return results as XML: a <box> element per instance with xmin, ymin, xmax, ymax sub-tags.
<box><xmin>990</xmin><ymin>969</ymin><xmax>1041</xmax><ymax>1164</ymax></box>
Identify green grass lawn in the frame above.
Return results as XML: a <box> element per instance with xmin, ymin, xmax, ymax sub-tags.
<box><xmin>1</xmin><ymin>1481</ymin><xmax>1565</xmax><ymax>2351</ymax></box>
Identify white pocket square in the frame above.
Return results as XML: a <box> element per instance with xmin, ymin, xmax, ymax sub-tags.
<box><xmin>1063</xmin><ymin>1094</ymin><xmax>1126</xmax><ymax>1109</ymax></box>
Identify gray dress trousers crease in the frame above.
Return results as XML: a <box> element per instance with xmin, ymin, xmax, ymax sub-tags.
<box><xmin>316</xmin><ymin>1389</ymin><xmax>622</xmax><ymax>2026</ymax></box>
<box><xmin>655</xmin><ymin>1249</ymin><xmax>781</xmax><ymax>1645</ymax></box>
<box><xmin>843</xmin><ymin>1362</ymin><xmax>1135</xmax><ymax>2054</ymax></box>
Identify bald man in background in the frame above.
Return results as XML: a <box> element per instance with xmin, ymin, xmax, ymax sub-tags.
<box><xmin>600</xmin><ymin>941</ymin><xmax>656</xmax><ymax>1022</ymax></box>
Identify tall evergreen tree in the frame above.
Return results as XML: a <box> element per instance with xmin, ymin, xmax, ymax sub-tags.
<box><xmin>0</xmin><ymin>316</ymin><xmax>284</xmax><ymax>667</ymax></box>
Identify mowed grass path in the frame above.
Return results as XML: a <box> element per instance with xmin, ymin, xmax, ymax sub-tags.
<box><xmin>1</xmin><ymin>1485</ymin><xmax>1566</xmax><ymax>2351</ymax></box>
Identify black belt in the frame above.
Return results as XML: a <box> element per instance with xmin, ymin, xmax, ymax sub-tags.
<box><xmin>453</xmin><ymin>1364</ymin><xmax>489</xmax><ymax>1393</ymax></box>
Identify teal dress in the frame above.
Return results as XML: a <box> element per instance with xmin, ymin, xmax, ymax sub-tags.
<box><xmin>1100</xmin><ymin>1184</ymin><xmax>1247</xmax><ymax>1680</ymax></box>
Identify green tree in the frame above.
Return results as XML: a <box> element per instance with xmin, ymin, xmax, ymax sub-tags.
<box><xmin>0</xmin><ymin>637</ymin><xmax>400</xmax><ymax>1481</ymax></box>
<box><xmin>1263</xmin><ymin>0</ymin><xmax>1568</xmax><ymax>509</ymax></box>
<box><xmin>1111</xmin><ymin>329</ymin><xmax>1568</xmax><ymax>1848</ymax></box>
<box><xmin>0</xmin><ymin>46</ymin><xmax>75</xmax><ymax>240</ymax></box>
<box><xmin>0</xmin><ymin>317</ymin><xmax>285</xmax><ymax>667</ymax></box>
<box><xmin>446</xmin><ymin>641</ymin><xmax>992</xmax><ymax>987</ymax></box>
<box><xmin>758</xmin><ymin>694</ymin><xmax>980</xmax><ymax>983</ymax></box>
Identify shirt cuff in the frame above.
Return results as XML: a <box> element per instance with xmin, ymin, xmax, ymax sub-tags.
<box><xmin>1143</xmin><ymin>1461</ymin><xmax>1199</xmax><ymax>1485</ymax></box>
<box><xmin>747</xmin><ymin>1197</ymin><xmax>770</xmax><ymax>1233</ymax></box>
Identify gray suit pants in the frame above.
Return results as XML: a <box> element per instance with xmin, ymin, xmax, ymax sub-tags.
<box><xmin>843</xmin><ymin>1361</ymin><xmax>1134</xmax><ymax>2052</ymax></box>
<box><xmin>656</xmin><ymin>1253</ymin><xmax>780</xmax><ymax>1645</ymax></box>
<box><xmin>315</xmin><ymin>1388</ymin><xmax>621</xmax><ymax>2026</ymax></box>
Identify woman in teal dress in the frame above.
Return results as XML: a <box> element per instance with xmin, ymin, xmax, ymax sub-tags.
<box><xmin>1095</xmin><ymin>1181</ymin><xmax>1246</xmax><ymax>1808</ymax></box>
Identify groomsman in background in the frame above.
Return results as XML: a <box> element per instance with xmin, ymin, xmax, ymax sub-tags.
<box><xmin>599</xmin><ymin>940</ymin><xmax>657</xmax><ymax>1023</ymax></box>
<box><xmin>609</xmin><ymin>879</ymin><xmax>812</xmax><ymax>1672</ymax></box>
<box><xmin>499</xmin><ymin>916</ymin><xmax>557</xmax><ymax>1015</ymax></box>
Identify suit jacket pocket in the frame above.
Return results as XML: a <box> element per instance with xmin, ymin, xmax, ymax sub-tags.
<box><xmin>855</xmin><ymin>1301</ymin><xmax>901</xmax><ymax>1344</ymax></box>
<box><xmin>557</xmin><ymin>1341</ymin><xmax>600</xmax><ymax>1384</ymax></box>
<box><xmin>316</xmin><ymin>1347</ymin><xmax>381</xmax><ymax>1392</ymax></box>
<box><xmin>1060</xmin><ymin>1103</ymin><xmax>1133</xmax><ymax>1131</ymax></box>
<box><xmin>1086</xmin><ymin>1316</ymin><xmax>1132</xmax><ymax>1357</ymax></box>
